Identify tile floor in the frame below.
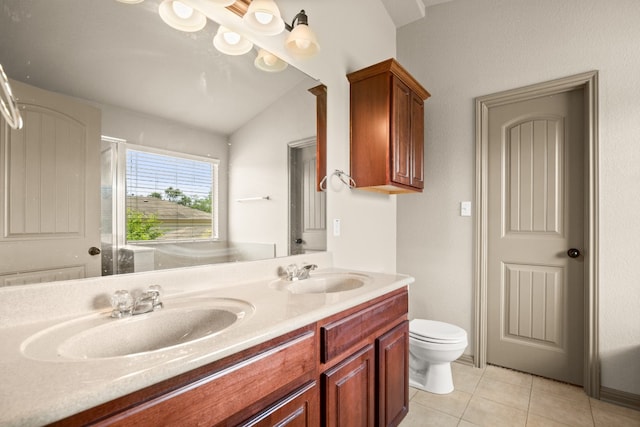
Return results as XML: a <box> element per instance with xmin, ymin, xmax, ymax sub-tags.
<box><xmin>400</xmin><ymin>363</ymin><xmax>640</xmax><ymax>427</ymax></box>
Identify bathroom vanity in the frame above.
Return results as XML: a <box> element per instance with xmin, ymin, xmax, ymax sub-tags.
<box><xmin>0</xmin><ymin>254</ymin><xmax>412</xmax><ymax>426</ymax></box>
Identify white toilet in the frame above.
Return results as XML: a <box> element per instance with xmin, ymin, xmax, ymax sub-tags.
<box><xmin>409</xmin><ymin>319</ymin><xmax>468</xmax><ymax>394</ymax></box>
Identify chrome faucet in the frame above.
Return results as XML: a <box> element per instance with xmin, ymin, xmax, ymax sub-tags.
<box><xmin>284</xmin><ymin>263</ymin><xmax>318</xmax><ymax>281</ymax></box>
<box><xmin>110</xmin><ymin>285</ymin><xmax>163</xmax><ymax>318</ymax></box>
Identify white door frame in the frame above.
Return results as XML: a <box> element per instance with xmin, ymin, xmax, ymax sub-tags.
<box><xmin>474</xmin><ymin>71</ymin><xmax>600</xmax><ymax>397</ymax></box>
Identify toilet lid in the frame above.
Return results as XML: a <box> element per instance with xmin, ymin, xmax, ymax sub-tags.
<box><xmin>409</xmin><ymin>319</ymin><xmax>467</xmax><ymax>343</ymax></box>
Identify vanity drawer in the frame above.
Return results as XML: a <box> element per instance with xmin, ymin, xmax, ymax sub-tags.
<box><xmin>320</xmin><ymin>290</ymin><xmax>408</xmax><ymax>363</ymax></box>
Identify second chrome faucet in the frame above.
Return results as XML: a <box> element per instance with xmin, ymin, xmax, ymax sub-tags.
<box><xmin>284</xmin><ymin>264</ymin><xmax>318</xmax><ymax>281</ymax></box>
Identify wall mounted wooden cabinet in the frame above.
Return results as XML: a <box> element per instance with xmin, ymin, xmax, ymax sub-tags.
<box><xmin>348</xmin><ymin>59</ymin><xmax>430</xmax><ymax>194</ymax></box>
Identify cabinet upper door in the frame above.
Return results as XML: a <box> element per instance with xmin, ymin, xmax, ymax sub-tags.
<box><xmin>410</xmin><ymin>91</ymin><xmax>425</xmax><ymax>189</ymax></box>
<box><xmin>391</xmin><ymin>76</ymin><xmax>425</xmax><ymax>190</ymax></box>
<box><xmin>391</xmin><ymin>76</ymin><xmax>412</xmax><ymax>188</ymax></box>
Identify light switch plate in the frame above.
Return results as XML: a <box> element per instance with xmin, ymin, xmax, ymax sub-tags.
<box><xmin>461</xmin><ymin>201</ymin><xmax>472</xmax><ymax>217</ymax></box>
<box><xmin>333</xmin><ymin>218</ymin><xmax>341</xmax><ymax>236</ymax></box>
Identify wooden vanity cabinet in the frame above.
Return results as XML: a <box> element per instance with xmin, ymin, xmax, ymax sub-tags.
<box><xmin>319</xmin><ymin>288</ymin><xmax>409</xmax><ymax>427</ymax></box>
<box><xmin>348</xmin><ymin>59</ymin><xmax>430</xmax><ymax>194</ymax></box>
<box><xmin>50</xmin><ymin>288</ymin><xmax>408</xmax><ymax>427</ymax></box>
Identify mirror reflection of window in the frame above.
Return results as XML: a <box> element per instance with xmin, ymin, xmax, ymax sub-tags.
<box><xmin>125</xmin><ymin>148</ymin><xmax>218</xmax><ymax>242</ymax></box>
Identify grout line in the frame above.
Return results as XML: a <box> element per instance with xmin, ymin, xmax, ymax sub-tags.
<box><xmin>525</xmin><ymin>371</ymin><xmax>534</xmax><ymax>427</ymax></box>
<box><xmin>588</xmin><ymin>394</ymin><xmax>596</xmax><ymax>427</ymax></box>
<box><xmin>456</xmin><ymin>364</ymin><xmax>485</xmax><ymax>426</ymax></box>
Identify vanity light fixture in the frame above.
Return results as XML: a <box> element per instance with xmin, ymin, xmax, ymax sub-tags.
<box><xmin>254</xmin><ymin>49</ymin><xmax>288</xmax><ymax>72</ymax></box>
<box><xmin>158</xmin><ymin>0</ymin><xmax>207</xmax><ymax>32</ymax></box>
<box><xmin>284</xmin><ymin>10</ymin><xmax>319</xmax><ymax>58</ymax></box>
<box><xmin>117</xmin><ymin>0</ymin><xmax>319</xmax><ymax>62</ymax></box>
<box><xmin>242</xmin><ymin>0</ymin><xmax>285</xmax><ymax>36</ymax></box>
<box><xmin>213</xmin><ymin>26</ymin><xmax>254</xmax><ymax>55</ymax></box>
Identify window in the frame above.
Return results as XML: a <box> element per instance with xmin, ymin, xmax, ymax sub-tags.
<box><xmin>124</xmin><ymin>147</ymin><xmax>218</xmax><ymax>242</ymax></box>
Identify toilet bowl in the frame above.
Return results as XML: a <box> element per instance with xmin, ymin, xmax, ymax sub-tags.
<box><xmin>409</xmin><ymin>319</ymin><xmax>468</xmax><ymax>394</ymax></box>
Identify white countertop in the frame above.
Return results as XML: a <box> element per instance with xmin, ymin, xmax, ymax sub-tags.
<box><xmin>0</xmin><ymin>254</ymin><xmax>413</xmax><ymax>426</ymax></box>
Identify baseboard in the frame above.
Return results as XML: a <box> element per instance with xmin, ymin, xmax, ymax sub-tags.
<box><xmin>456</xmin><ymin>354</ymin><xmax>474</xmax><ymax>367</ymax></box>
<box><xmin>600</xmin><ymin>386</ymin><xmax>640</xmax><ymax>411</ymax></box>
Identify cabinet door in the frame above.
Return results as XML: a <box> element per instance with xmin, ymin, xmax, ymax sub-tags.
<box><xmin>323</xmin><ymin>345</ymin><xmax>375</xmax><ymax>427</ymax></box>
<box><xmin>391</xmin><ymin>76</ymin><xmax>413</xmax><ymax>188</ymax></box>
<box><xmin>240</xmin><ymin>381</ymin><xmax>319</xmax><ymax>427</ymax></box>
<box><xmin>410</xmin><ymin>92</ymin><xmax>424</xmax><ymax>189</ymax></box>
<box><xmin>376</xmin><ymin>321</ymin><xmax>409</xmax><ymax>427</ymax></box>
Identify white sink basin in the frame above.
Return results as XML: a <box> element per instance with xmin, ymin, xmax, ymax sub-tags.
<box><xmin>270</xmin><ymin>272</ymin><xmax>370</xmax><ymax>294</ymax></box>
<box><xmin>21</xmin><ymin>297</ymin><xmax>254</xmax><ymax>361</ymax></box>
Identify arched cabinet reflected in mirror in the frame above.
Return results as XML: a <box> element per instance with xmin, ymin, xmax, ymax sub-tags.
<box><xmin>0</xmin><ymin>0</ymin><xmax>326</xmax><ymax>285</ymax></box>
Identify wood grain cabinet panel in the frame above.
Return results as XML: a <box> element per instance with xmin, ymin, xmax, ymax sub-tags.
<box><xmin>376</xmin><ymin>321</ymin><xmax>409</xmax><ymax>427</ymax></box>
<box><xmin>322</xmin><ymin>345</ymin><xmax>376</xmax><ymax>427</ymax></box>
<box><xmin>348</xmin><ymin>59</ymin><xmax>430</xmax><ymax>194</ymax></box>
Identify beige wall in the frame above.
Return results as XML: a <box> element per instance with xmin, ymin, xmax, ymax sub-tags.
<box><xmin>396</xmin><ymin>0</ymin><xmax>640</xmax><ymax>394</ymax></box>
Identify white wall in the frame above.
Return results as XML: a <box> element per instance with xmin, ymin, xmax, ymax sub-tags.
<box><xmin>396</xmin><ymin>0</ymin><xmax>640</xmax><ymax>394</ymax></box>
<box><xmin>228</xmin><ymin>79</ymin><xmax>316</xmax><ymax>256</ymax></box>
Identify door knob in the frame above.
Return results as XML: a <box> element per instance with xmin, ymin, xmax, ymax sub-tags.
<box><xmin>295</xmin><ymin>238</ymin><xmax>303</xmax><ymax>244</ymax></box>
<box><xmin>567</xmin><ymin>248</ymin><xmax>580</xmax><ymax>258</ymax></box>
<box><xmin>88</xmin><ymin>246</ymin><xmax>101</xmax><ymax>256</ymax></box>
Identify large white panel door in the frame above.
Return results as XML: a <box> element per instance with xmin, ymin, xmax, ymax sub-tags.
<box><xmin>487</xmin><ymin>89</ymin><xmax>585</xmax><ymax>385</ymax></box>
<box><xmin>0</xmin><ymin>80</ymin><xmax>101</xmax><ymax>285</ymax></box>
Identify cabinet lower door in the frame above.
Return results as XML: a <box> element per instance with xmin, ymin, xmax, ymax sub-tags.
<box><xmin>322</xmin><ymin>345</ymin><xmax>375</xmax><ymax>427</ymax></box>
<box><xmin>240</xmin><ymin>381</ymin><xmax>319</xmax><ymax>427</ymax></box>
<box><xmin>376</xmin><ymin>321</ymin><xmax>409</xmax><ymax>427</ymax></box>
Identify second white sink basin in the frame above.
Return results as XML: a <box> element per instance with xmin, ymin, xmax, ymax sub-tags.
<box><xmin>21</xmin><ymin>297</ymin><xmax>254</xmax><ymax>361</ymax></box>
<box><xmin>270</xmin><ymin>272</ymin><xmax>370</xmax><ymax>294</ymax></box>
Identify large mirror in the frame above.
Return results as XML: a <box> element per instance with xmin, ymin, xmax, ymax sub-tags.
<box><xmin>0</xmin><ymin>0</ymin><xmax>326</xmax><ymax>285</ymax></box>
